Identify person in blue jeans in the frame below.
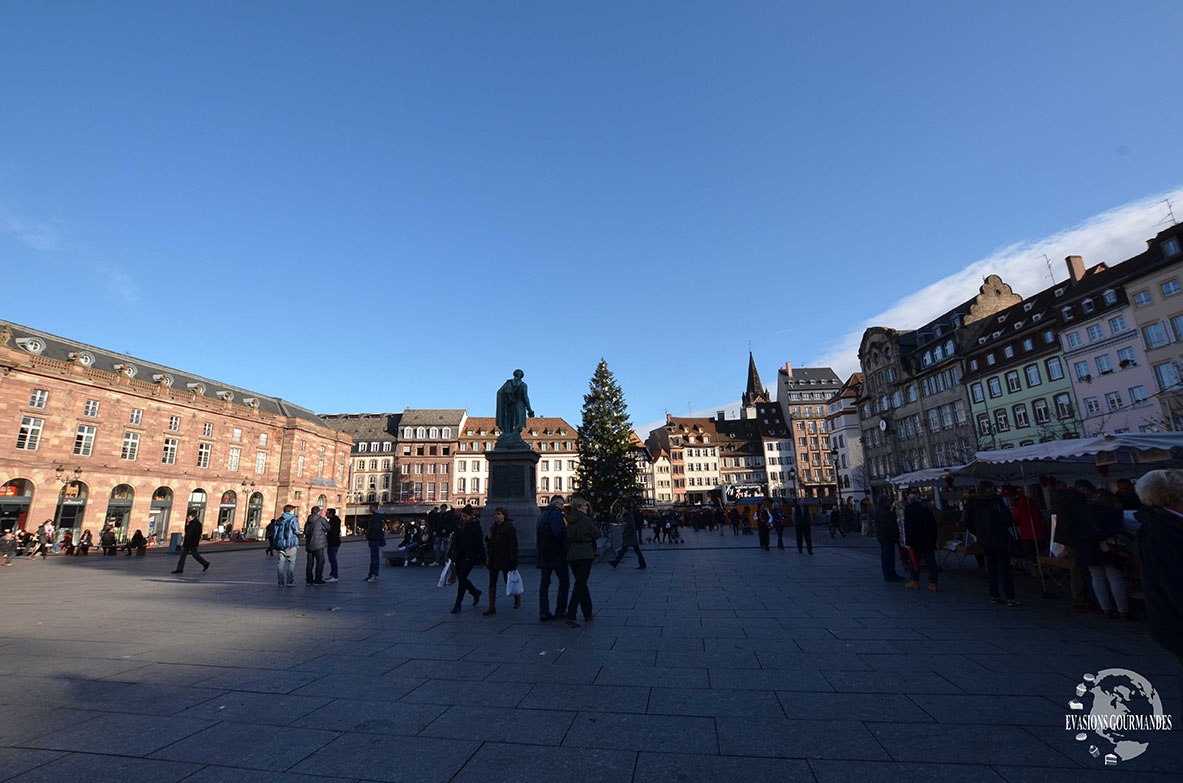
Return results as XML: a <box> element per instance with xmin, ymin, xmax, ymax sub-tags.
<box><xmin>325</xmin><ymin>508</ymin><xmax>342</xmax><ymax>582</ymax></box>
<box><xmin>272</xmin><ymin>505</ymin><xmax>301</xmax><ymax>587</ymax></box>
<box><xmin>365</xmin><ymin>514</ymin><xmax>384</xmax><ymax>582</ymax></box>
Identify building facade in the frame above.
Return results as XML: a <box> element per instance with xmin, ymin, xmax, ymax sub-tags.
<box><xmin>396</xmin><ymin>409</ymin><xmax>465</xmax><ymax>504</ymax></box>
<box><xmin>1</xmin><ymin>321</ymin><xmax>351</xmax><ymax>543</ymax></box>
<box><xmin>451</xmin><ymin>417</ymin><xmax>579</xmax><ymax>507</ymax></box>
<box><xmin>826</xmin><ymin>372</ymin><xmax>868</xmax><ymax>501</ymax></box>
<box><xmin>322</xmin><ymin>413</ymin><xmax>401</xmax><ymax>508</ymax></box>
<box><xmin>776</xmin><ymin>362</ymin><xmax>841</xmax><ymax>498</ymax></box>
<box><xmin>1124</xmin><ymin>226</ymin><xmax>1183</xmax><ymax>429</ymax></box>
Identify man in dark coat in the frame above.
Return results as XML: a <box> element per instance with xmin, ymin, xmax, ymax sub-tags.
<box><xmin>171</xmin><ymin>512</ymin><xmax>209</xmax><ymax>574</ymax></box>
<box><xmin>610</xmin><ymin>501</ymin><xmax>647</xmax><ymax>569</ymax></box>
<box><xmin>963</xmin><ymin>481</ymin><xmax>1018</xmax><ymax>605</ymax></box>
<box><xmin>771</xmin><ymin>505</ymin><xmax>787</xmax><ymax>550</ymax></box>
<box><xmin>448</xmin><ymin>506</ymin><xmax>484</xmax><ymax>613</ymax></box>
<box><xmin>364</xmin><ymin>513</ymin><xmax>384</xmax><ymax>582</ymax></box>
<box><xmin>903</xmin><ymin>493</ymin><xmax>939</xmax><ymax>591</ymax></box>
<box><xmin>325</xmin><ymin>509</ymin><xmax>342</xmax><ymax>581</ymax></box>
<box><xmin>1051</xmin><ymin>481</ymin><xmax>1089</xmax><ymax>610</ymax></box>
<box><xmin>536</xmin><ymin>494</ymin><xmax>570</xmax><ymax>621</ymax></box>
<box><xmin>304</xmin><ymin>507</ymin><xmax>329</xmax><ymax>585</ymax></box>
<box><xmin>874</xmin><ymin>495</ymin><xmax>903</xmax><ymax>581</ymax></box>
<box><xmin>792</xmin><ymin>500</ymin><xmax>813</xmax><ymax>554</ymax></box>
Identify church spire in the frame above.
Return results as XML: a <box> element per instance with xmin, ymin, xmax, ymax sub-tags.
<box><xmin>742</xmin><ymin>351</ymin><xmax>770</xmax><ymax>407</ymax></box>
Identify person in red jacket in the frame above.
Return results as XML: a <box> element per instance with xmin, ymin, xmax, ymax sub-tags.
<box><xmin>1013</xmin><ymin>493</ymin><xmax>1047</xmax><ymax>563</ymax></box>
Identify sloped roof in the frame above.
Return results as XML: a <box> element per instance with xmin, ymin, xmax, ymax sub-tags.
<box><xmin>778</xmin><ymin>366</ymin><xmax>841</xmax><ymax>387</ymax></box>
<box><xmin>1</xmin><ymin>319</ymin><xmax>329</xmax><ymax>427</ymax></box>
<box><xmin>399</xmin><ymin>409</ymin><xmax>466</xmax><ymax>427</ymax></box>
<box><xmin>321</xmin><ymin>413</ymin><xmax>402</xmax><ymax>441</ymax></box>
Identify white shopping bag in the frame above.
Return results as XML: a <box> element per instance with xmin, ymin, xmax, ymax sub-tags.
<box><xmin>437</xmin><ymin>559</ymin><xmax>455</xmax><ymax>588</ymax></box>
<box><xmin>1048</xmin><ymin>514</ymin><xmax>1066</xmax><ymax>558</ymax></box>
<box><xmin>505</xmin><ymin>569</ymin><xmax>524</xmax><ymax>596</ymax></box>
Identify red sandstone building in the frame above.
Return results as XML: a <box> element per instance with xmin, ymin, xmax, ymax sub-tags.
<box><xmin>0</xmin><ymin>320</ymin><xmax>352</xmax><ymax>544</ymax></box>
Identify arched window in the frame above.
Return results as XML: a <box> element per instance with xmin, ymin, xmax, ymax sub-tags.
<box><xmin>369</xmin><ymin>459</ymin><xmax>378</xmax><ymax>470</ymax></box>
<box><xmin>381</xmin><ymin>459</ymin><xmax>390</xmax><ymax>470</ymax></box>
<box><xmin>441</xmin><ymin>427</ymin><xmax>451</xmax><ymax>439</ymax></box>
<box><xmin>367</xmin><ymin>492</ymin><xmax>376</xmax><ymax>503</ymax></box>
<box><xmin>429</xmin><ymin>427</ymin><xmax>438</xmax><ymax>439</ymax></box>
<box><xmin>380</xmin><ymin>491</ymin><xmax>389</xmax><ymax>503</ymax></box>
<box><xmin>944</xmin><ymin>339</ymin><xmax>954</xmax><ymax>355</ymax></box>
<box><xmin>403</xmin><ymin>427</ymin><xmax>413</xmax><ymax>439</ymax></box>
<box><xmin>416</xmin><ymin>427</ymin><xmax>426</xmax><ymax>438</ymax></box>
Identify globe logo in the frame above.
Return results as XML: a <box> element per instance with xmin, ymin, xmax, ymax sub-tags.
<box><xmin>1065</xmin><ymin>668</ymin><xmax>1173</xmax><ymax>765</ymax></box>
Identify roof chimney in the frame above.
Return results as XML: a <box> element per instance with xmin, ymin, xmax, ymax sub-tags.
<box><xmin>782</xmin><ymin>361</ymin><xmax>793</xmax><ymax>377</ymax></box>
<box><xmin>716</xmin><ymin>410</ymin><xmax>726</xmax><ymax>422</ymax></box>
<box><xmin>665</xmin><ymin>412</ymin><xmax>672</xmax><ymax>424</ymax></box>
<box><xmin>1065</xmin><ymin>255</ymin><xmax>1085</xmax><ymax>283</ymax></box>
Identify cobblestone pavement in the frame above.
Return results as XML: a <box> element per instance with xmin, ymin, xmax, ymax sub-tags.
<box><xmin>0</xmin><ymin>528</ymin><xmax>1178</xmax><ymax>782</ymax></box>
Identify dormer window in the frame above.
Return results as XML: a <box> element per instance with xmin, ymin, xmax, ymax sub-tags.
<box><xmin>1082</xmin><ymin>298</ymin><xmax>1095</xmax><ymax>314</ymax></box>
<box><xmin>14</xmin><ymin>337</ymin><xmax>45</xmax><ymax>354</ymax></box>
<box><xmin>1055</xmin><ymin>286</ymin><xmax>1066</xmax><ymax>297</ymax></box>
<box><xmin>1023</xmin><ymin>302</ymin><xmax>1034</xmax><ymax>312</ymax></box>
<box><xmin>187</xmin><ymin>383</ymin><xmax>206</xmax><ymax>395</ymax></box>
<box><xmin>1163</xmin><ymin>237</ymin><xmax>1181</xmax><ymax>258</ymax></box>
<box><xmin>243</xmin><ymin>397</ymin><xmax>259</xmax><ymax>408</ymax></box>
<box><xmin>68</xmin><ymin>351</ymin><xmax>95</xmax><ymax>366</ymax></box>
<box><xmin>1103</xmin><ymin>289</ymin><xmax>1118</xmax><ymax>305</ymax></box>
<box><xmin>216</xmin><ymin>390</ymin><xmax>233</xmax><ymax>401</ymax></box>
<box><xmin>113</xmin><ymin>363</ymin><xmax>137</xmax><ymax>377</ymax></box>
<box><xmin>1033</xmin><ymin>313</ymin><xmax>1043</xmax><ymax>322</ymax></box>
<box><xmin>153</xmin><ymin>373</ymin><xmax>174</xmax><ymax>387</ymax></box>
<box><xmin>1062</xmin><ymin>307</ymin><xmax>1073</xmax><ymax>321</ymax></box>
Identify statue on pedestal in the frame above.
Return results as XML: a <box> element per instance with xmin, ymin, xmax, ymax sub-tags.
<box><xmin>495</xmin><ymin>369</ymin><xmax>535</xmax><ymax>448</ymax></box>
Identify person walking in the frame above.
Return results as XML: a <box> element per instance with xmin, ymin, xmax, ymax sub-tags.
<box><xmin>484</xmin><ymin>507</ymin><xmax>519</xmax><ymax>615</ymax></box>
<box><xmin>903</xmin><ymin>493</ymin><xmax>939</xmax><ymax>591</ymax></box>
<box><xmin>171</xmin><ymin>512</ymin><xmax>209</xmax><ymax>575</ymax></box>
<box><xmin>963</xmin><ymin>481</ymin><xmax>1019</xmax><ymax>606</ymax></box>
<box><xmin>435</xmin><ymin>505</ymin><xmax>457</xmax><ymax>566</ymax></box>
<box><xmin>364</xmin><ymin>513</ymin><xmax>384</xmax><ymax>582</ymax></box>
<box><xmin>564</xmin><ymin>497</ymin><xmax>600</xmax><ymax>628</ymax></box>
<box><xmin>610</xmin><ymin>501</ymin><xmax>647</xmax><ymax>569</ymax></box>
<box><xmin>304</xmin><ymin>506</ymin><xmax>329</xmax><ymax>585</ymax></box>
<box><xmin>325</xmin><ymin>508</ymin><xmax>342</xmax><ymax>582</ymax></box>
<box><xmin>264</xmin><ymin>517</ymin><xmax>277</xmax><ymax>556</ymax></box>
<box><xmin>29</xmin><ymin>522</ymin><xmax>49</xmax><ymax>560</ymax></box>
<box><xmin>772</xmin><ymin>505</ymin><xmax>786</xmax><ymax>550</ymax></box>
<box><xmin>1133</xmin><ymin>470</ymin><xmax>1183</xmax><ymax>699</ymax></box>
<box><xmin>0</xmin><ymin>529</ymin><xmax>15</xmax><ymax>567</ymax></box>
<box><xmin>729</xmin><ymin>507</ymin><xmax>740</xmax><ymax>536</ymax></box>
<box><xmin>756</xmin><ymin>506</ymin><xmax>771</xmax><ymax>551</ymax></box>
<box><xmin>448</xmin><ymin>506</ymin><xmax>484</xmax><ymax>613</ymax></box>
<box><xmin>874</xmin><ymin>495</ymin><xmax>904</xmax><ymax>581</ymax></box>
<box><xmin>829</xmin><ymin>506</ymin><xmax>846</xmax><ymax>538</ymax></box>
<box><xmin>1073</xmin><ymin>489</ymin><xmax>1131</xmax><ymax>619</ymax></box>
<box><xmin>537</xmin><ymin>494</ymin><xmax>570</xmax><ymax>621</ymax></box>
<box><xmin>272</xmin><ymin>505</ymin><xmax>301</xmax><ymax>587</ymax></box>
<box><xmin>793</xmin><ymin>500</ymin><xmax>814</xmax><ymax>554</ymax></box>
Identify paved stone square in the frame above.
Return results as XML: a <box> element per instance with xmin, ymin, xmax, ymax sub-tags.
<box><xmin>0</xmin><ymin>529</ymin><xmax>1178</xmax><ymax>782</ymax></box>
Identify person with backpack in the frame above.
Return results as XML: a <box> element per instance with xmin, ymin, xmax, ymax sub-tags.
<box><xmin>963</xmin><ymin>481</ymin><xmax>1020</xmax><ymax>606</ymax></box>
<box><xmin>537</xmin><ymin>494</ymin><xmax>570</xmax><ymax>621</ymax></box>
<box><xmin>272</xmin><ymin>505</ymin><xmax>301</xmax><ymax>587</ymax></box>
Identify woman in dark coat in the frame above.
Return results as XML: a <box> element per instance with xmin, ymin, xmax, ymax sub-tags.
<box><xmin>756</xmin><ymin>506</ymin><xmax>771</xmax><ymax>551</ymax></box>
<box><xmin>448</xmin><ymin>506</ymin><xmax>485</xmax><ymax>614</ymax></box>
<box><xmin>127</xmin><ymin>529</ymin><xmax>147</xmax><ymax>556</ymax></box>
<box><xmin>77</xmin><ymin>529</ymin><xmax>93</xmax><ymax>555</ymax></box>
<box><xmin>1073</xmin><ymin>490</ymin><xmax>1131</xmax><ymax>618</ymax></box>
<box><xmin>484</xmin><ymin>508</ymin><xmax>519</xmax><ymax>615</ymax></box>
<box><xmin>1134</xmin><ymin>471</ymin><xmax>1183</xmax><ymax>682</ymax></box>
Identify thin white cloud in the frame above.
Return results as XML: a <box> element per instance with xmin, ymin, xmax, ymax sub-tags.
<box><xmin>0</xmin><ymin>203</ymin><xmax>62</xmax><ymax>252</ymax></box>
<box><xmin>810</xmin><ymin>188</ymin><xmax>1183</xmax><ymax>377</ymax></box>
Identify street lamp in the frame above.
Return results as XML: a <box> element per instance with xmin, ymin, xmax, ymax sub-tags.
<box><xmin>830</xmin><ymin>448</ymin><xmax>843</xmax><ymax>507</ymax></box>
<box><xmin>787</xmin><ymin>467</ymin><xmax>797</xmax><ymax>499</ymax></box>
<box><xmin>54</xmin><ymin>465</ymin><xmax>82</xmax><ymax>486</ymax></box>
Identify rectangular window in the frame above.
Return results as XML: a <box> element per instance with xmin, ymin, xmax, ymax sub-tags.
<box><xmin>1032</xmin><ymin>399</ymin><xmax>1050</xmax><ymax>425</ymax></box>
<box><xmin>168</xmin><ymin>416</ymin><xmax>180</xmax><ymax>432</ymax></box>
<box><xmin>1043</xmin><ymin>329</ymin><xmax>1055</xmax><ymax>344</ymax></box>
<box><xmin>255</xmin><ymin>451</ymin><xmax>266</xmax><ymax>473</ymax></box>
<box><xmin>297</xmin><ymin>455</ymin><xmax>305</xmax><ymax>477</ymax></box>
<box><xmin>993</xmin><ymin>410</ymin><xmax>1010</xmax><ymax>432</ymax></box>
<box><xmin>458</xmin><ymin>460</ymin><xmax>466</xmax><ymax>471</ymax></box>
<box><xmin>1005</xmin><ymin>371</ymin><xmax>1021</xmax><ymax>393</ymax></box>
<box><xmin>1133</xmin><ymin>291</ymin><xmax>1153</xmax><ymax>307</ymax></box>
<box><xmin>83</xmin><ymin>399</ymin><xmax>100</xmax><ymax>417</ymax></box>
<box><xmin>541</xmin><ymin>460</ymin><xmax>549</xmax><ymax>470</ymax></box>
<box><xmin>414</xmin><ymin>464</ymin><xmax>422</xmax><ymax>474</ymax></box>
<box><xmin>440</xmin><ymin>464</ymin><xmax>449</xmax><ymax>474</ymax></box>
<box><xmin>317</xmin><ymin>459</ymin><xmax>324</xmax><ymax>477</ymax></box>
<box><xmin>29</xmin><ymin>389</ymin><xmax>48</xmax><ymax>408</ymax></box>
<box><xmin>1143</xmin><ymin>323</ymin><xmax>1170</xmax><ymax>349</ymax></box>
<box><xmin>1154</xmin><ymin>362</ymin><xmax>1180</xmax><ymax>392</ymax></box>
<box><xmin>203</xmin><ymin>422</ymin><xmax>213</xmax><ymax>437</ymax></box>
<box><xmin>1086</xmin><ymin>324</ymin><xmax>1104</xmax><ymax>342</ymax></box>
<box><xmin>232</xmin><ymin>427</ymin><xmax>242</xmax><ymax>442</ymax></box>
<box><xmin>1084</xmin><ymin>397</ymin><xmax>1101</xmax><ymax>415</ymax></box>
<box><xmin>1003</xmin><ymin>345</ymin><xmax>1014</xmax><ymax>359</ymax></box>
<box><xmin>927</xmin><ymin>409</ymin><xmax>940</xmax><ymax>432</ymax></box>
<box><xmin>1066</xmin><ymin>331</ymin><xmax>1082</xmax><ymax>348</ymax></box>
<box><xmin>73</xmin><ymin>425</ymin><xmax>96</xmax><ymax>456</ymax></box>
<box><xmin>121</xmin><ymin>431</ymin><xmax>139</xmax><ymax>460</ymax></box>
<box><xmin>1116</xmin><ymin>346</ymin><xmax>1137</xmax><ymax>367</ymax></box>
<box><xmin>259</xmin><ymin>433</ymin><xmax>268</xmax><ymax>446</ymax></box>
<box><xmin>1073</xmin><ymin>360</ymin><xmax>1091</xmax><ymax>381</ymax></box>
<box><xmin>471</xmin><ymin>478</ymin><xmax>480</xmax><ymax>494</ymax></box>
<box><xmin>1054</xmin><ymin>393</ymin><xmax>1074</xmax><ymax>419</ymax></box>
<box><xmin>16</xmin><ymin>416</ymin><xmax>44</xmax><ymax>451</ymax></box>
<box><xmin>1108</xmin><ymin>314</ymin><xmax>1127</xmax><ymax>333</ymax></box>
<box><xmin>954</xmin><ymin>400</ymin><xmax>968</xmax><ymax>425</ymax></box>
<box><xmin>1162</xmin><ymin>279</ymin><xmax>1181</xmax><ymax>297</ymax></box>
<box><xmin>1046</xmin><ymin>357</ymin><xmax>1064</xmax><ymax>380</ymax></box>
<box><xmin>1129</xmin><ymin>385</ymin><xmax>1149</xmax><ymax>405</ymax></box>
<box><xmin>129</xmin><ymin>408</ymin><xmax>143</xmax><ymax>425</ymax></box>
<box><xmin>1095</xmin><ymin>354</ymin><xmax>1114</xmax><ymax>374</ymax></box>
<box><xmin>970</xmin><ymin>383</ymin><xmax>984</xmax><ymax>403</ymax></box>
<box><xmin>197</xmin><ymin>442</ymin><xmax>211</xmax><ymax>468</ymax></box>
<box><xmin>1021</xmin><ymin>338</ymin><xmax>1033</xmax><ymax>351</ymax></box>
<box><xmin>1104</xmin><ymin>391</ymin><xmax>1124</xmax><ymax>412</ymax></box>
<box><xmin>976</xmin><ymin>413</ymin><xmax>991</xmax><ymax>435</ymax></box>
<box><xmin>228</xmin><ymin>447</ymin><xmax>241</xmax><ymax>471</ymax></box>
<box><xmin>1013</xmin><ymin>404</ymin><xmax>1030</xmax><ymax>428</ymax></box>
<box><xmin>440</xmin><ymin>482</ymin><xmax>449</xmax><ymax>501</ymax></box>
<box><xmin>987</xmin><ymin>377</ymin><xmax>1002</xmax><ymax>398</ymax></box>
<box><xmin>162</xmin><ymin>438</ymin><xmax>178</xmax><ymax>465</ymax></box>
<box><xmin>458</xmin><ymin>477</ymin><xmax>467</xmax><ymax>493</ymax></box>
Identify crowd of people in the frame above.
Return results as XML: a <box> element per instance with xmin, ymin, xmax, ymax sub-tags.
<box><xmin>0</xmin><ymin>520</ymin><xmax>151</xmax><ymax>561</ymax></box>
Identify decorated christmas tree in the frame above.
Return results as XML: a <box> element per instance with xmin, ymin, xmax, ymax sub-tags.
<box><xmin>575</xmin><ymin>359</ymin><xmax>641</xmax><ymax>513</ymax></box>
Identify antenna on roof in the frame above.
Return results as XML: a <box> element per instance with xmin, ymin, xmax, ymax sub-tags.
<box><xmin>687</xmin><ymin>402</ymin><xmax>692</xmax><ymax>415</ymax></box>
<box><xmin>1041</xmin><ymin>253</ymin><xmax>1056</xmax><ymax>284</ymax></box>
<box><xmin>1157</xmin><ymin>198</ymin><xmax>1177</xmax><ymax>227</ymax></box>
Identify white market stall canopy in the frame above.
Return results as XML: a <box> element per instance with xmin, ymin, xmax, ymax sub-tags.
<box><xmin>888</xmin><ymin>433</ymin><xmax>1183</xmax><ymax>487</ymax></box>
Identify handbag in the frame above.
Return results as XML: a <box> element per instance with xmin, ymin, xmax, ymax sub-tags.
<box><xmin>505</xmin><ymin>569</ymin><xmax>524</xmax><ymax>596</ymax></box>
<box><xmin>437</xmin><ymin>559</ymin><xmax>455</xmax><ymax>588</ymax></box>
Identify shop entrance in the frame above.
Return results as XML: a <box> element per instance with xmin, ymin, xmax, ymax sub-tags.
<box><xmin>106</xmin><ymin>484</ymin><xmax>134</xmax><ymax>542</ymax></box>
<box><xmin>0</xmin><ymin>479</ymin><xmax>34</xmax><ymax>534</ymax></box>
<box><xmin>149</xmin><ymin>486</ymin><xmax>173</xmax><ymax>544</ymax></box>
<box><xmin>217</xmin><ymin>491</ymin><xmax>237</xmax><ymax>539</ymax></box>
<box><xmin>53</xmin><ymin>481</ymin><xmax>89</xmax><ymax>540</ymax></box>
<box><xmin>246</xmin><ymin>492</ymin><xmax>264</xmax><ymax>536</ymax></box>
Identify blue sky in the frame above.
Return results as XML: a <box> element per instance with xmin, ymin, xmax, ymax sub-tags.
<box><xmin>3</xmin><ymin>2</ymin><xmax>1181</xmax><ymax>432</ymax></box>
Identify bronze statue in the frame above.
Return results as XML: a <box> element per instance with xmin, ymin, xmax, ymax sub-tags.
<box><xmin>495</xmin><ymin>369</ymin><xmax>534</xmax><ymax>446</ymax></box>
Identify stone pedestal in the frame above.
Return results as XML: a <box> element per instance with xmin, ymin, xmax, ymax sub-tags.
<box><xmin>484</xmin><ymin>447</ymin><xmax>540</xmax><ymax>561</ymax></box>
